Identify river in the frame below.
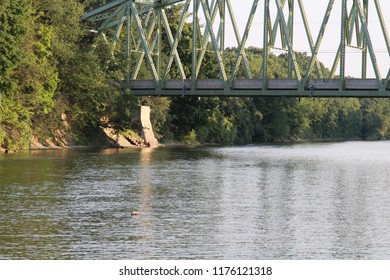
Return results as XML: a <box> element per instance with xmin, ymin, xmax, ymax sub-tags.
<box><xmin>1</xmin><ymin>141</ymin><xmax>390</xmax><ymax>259</ymax></box>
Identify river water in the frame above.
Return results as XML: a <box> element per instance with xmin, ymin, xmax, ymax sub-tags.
<box><xmin>1</xmin><ymin>141</ymin><xmax>390</xmax><ymax>260</ymax></box>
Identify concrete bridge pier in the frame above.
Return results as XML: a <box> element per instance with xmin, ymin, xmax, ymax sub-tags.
<box><xmin>102</xmin><ymin>105</ymin><xmax>159</xmax><ymax>148</ymax></box>
<box><xmin>139</xmin><ymin>106</ymin><xmax>159</xmax><ymax>147</ymax></box>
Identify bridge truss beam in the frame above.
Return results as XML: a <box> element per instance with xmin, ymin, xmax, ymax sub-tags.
<box><xmin>82</xmin><ymin>0</ymin><xmax>390</xmax><ymax>97</ymax></box>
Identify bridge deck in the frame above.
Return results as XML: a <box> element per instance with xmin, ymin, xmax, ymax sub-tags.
<box><xmin>129</xmin><ymin>79</ymin><xmax>390</xmax><ymax>97</ymax></box>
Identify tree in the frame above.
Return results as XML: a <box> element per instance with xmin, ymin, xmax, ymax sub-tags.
<box><xmin>1</xmin><ymin>0</ymin><xmax>58</xmax><ymax>149</ymax></box>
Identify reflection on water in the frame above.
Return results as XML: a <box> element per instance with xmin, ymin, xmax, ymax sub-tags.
<box><xmin>1</xmin><ymin>142</ymin><xmax>390</xmax><ymax>259</ymax></box>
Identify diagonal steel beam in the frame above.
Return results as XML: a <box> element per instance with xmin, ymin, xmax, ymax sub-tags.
<box><xmin>130</xmin><ymin>1</ymin><xmax>159</xmax><ymax>81</ymax></box>
<box><xmin>297</xmin><ymin>0</ymin><xmax>323</xmax><ymax>77</ymax></box>
<box><xmin>262</xmin><ymin>0</ymin><xmax>270</xmax><ymax>86</ymax></box>
<box><xmin>274</xmin><ymin>0</ymin><xmax>301</xmax><ymax>80</ymax></box>
<box><xmin>161</xmin><ymin>9</ymin><xmax>186</xmax><ymax>80</ymax></box>
<box><xmin>270</xmin><ymin>0</ymin><xmax>286</xmax><ymax>46</ymax></box>
<box><xmin>112</xmin><ymin>8</ymin><xmax>127</xmax><ymax>48</ymax></box>
<box><xmin>226</xmin><ymin>0</ymin><xmax>252</xmax><ymax>79</ymax></box>
<box><xmin>287</xmin><ymin>0</ymin><xmax>294</xmax><ymax>78</ymax></box>
<box><xmin>374</xmin><ymin>0</ymin><xmax>390</xmax><ymax>55</ymax></box>
<box><xmin>125</xmin><ymin>4</ymin><xmax>131</xmax><ymax>87</ymax></box>
<box><xmin>98</xmin><ymin>4</ymin><xmax>126</xmax><ymax>32</ymax></box>
<box><xmin>304</xmin><ymin>0</ymin><xmax>335</xmax><ymax>81</ymax></box>
<box><xmin>374</xmin><ymin>0</ymin><xmax>390</xmax><ymax>84</ymax></box>
<box><xmin>82</xmin><ymin>0</ymin><xmax>128</xmax><ymax>20</ymax></box>
<box><xmin>355</xmin><ymin>0</ymin><xmax>381</xmax><ymax>81</ymax></box>
<box><xmin>230</xmin><ymin>0</ymin><xmax>259</xmax><ymax>81</ymax></box>
<box><xmin>132</xmin><ymin>10</ymin><xmax>157</xmax><ymax>79</ymax></box>
<box><xmin>161</xmin><ymin>0</ymin><xmax>190</xmax><ymax>81</ymax></box>
<box><xmin>200</xmin><ymin>0</ymin><xmax>227</xmax><ymax>81</ymax></box>
<box><xmin>196</xmin><ymin>0</ymin><xmax>219</xmax><ymax>77</ymax></box>
<box><xmin>219</xmin><ymin>0</ymin><xmax>225</xmax><ymax>55</ymax></box>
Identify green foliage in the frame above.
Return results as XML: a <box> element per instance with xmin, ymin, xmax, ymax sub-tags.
<box><xmin>0</xmin><ymin>0</ymin><xmax>134</xmax><ymax>149</ymax></box>
<box><xmin>0</xmin><ymin>0</ymin><xmax>29</xmax><ymax>78</ymax></box>
<box><xmin>183</xmin><ymin>129</ymin><xmax>199</xmax><ymax>145</ymax></box>
<box><xmin>2</xmin><ymin>1</ymin><xmax>390</xmax><ymax>150</ymax></box>
<box><xmin>0</xmin><ymin>0</ymin><xmax>59</xmax><ymax>149</ymax></box>
<box><xmin>360</xmin><ymin>99</ymin><xmax>390</xmax><ymax>140</ymax></box>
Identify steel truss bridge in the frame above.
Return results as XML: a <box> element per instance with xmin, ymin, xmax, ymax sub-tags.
<box><xmin>82</xmin><ymin>0</ymin><xmax>390</xmax><ymax>97</ymax></box>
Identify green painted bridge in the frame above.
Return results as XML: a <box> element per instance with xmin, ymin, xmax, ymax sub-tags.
<box><xmin>82</xmin><ymin>0</ymin><xmax>390</xmax><ymax>97</ymax></box>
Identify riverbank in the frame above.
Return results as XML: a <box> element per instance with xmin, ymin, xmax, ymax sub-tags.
<box><xmin>1</xmin><ymin>130</ymin><xmax>382</xmax><ymax>154</ymax></box>
<box><xmin>27</xmin><ymin>130</ymin><xmax>151</xmax><ymax>152</ymax></box>
<box><xmin>1</xmin><ymin>105</ymin><xmax>163</xmax><ymax>153</ymax></box>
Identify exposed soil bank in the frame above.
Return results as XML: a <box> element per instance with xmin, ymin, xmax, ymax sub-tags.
<box><xmin>25</xmin><ymin>105</ymin><xmax>160</xmax><ymax>152</ymax></box>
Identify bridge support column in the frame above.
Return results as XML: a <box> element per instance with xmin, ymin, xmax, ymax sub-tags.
<box><xmin>140</xmin><ymin>106</ymin><xmax>159</xmax><ymax>147</ymax></box>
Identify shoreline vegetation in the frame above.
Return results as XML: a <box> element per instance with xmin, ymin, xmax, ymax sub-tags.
<box><xmin>1</xmin><ymin>135</ymin><xmax>379</xmax><ymax>154</ymax></box>
<box><xmin>0</xmin><ymin>114</ymin><xmax>382</xmax><ymax>155</ymax></box>
<box><xmin>2</xmin><ymin>1</ymin><xmax>390</xmax><ymax>154</ymax></box>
